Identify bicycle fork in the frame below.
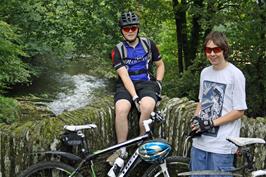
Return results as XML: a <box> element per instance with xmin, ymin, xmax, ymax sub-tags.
<box><xmin>159</xmin><ymin>160</ymin><xmax>170</xmax><ymax>177</ymax></box>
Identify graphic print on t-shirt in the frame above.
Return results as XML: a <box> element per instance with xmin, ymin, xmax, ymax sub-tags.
<box><xmin>200</xmin><ymin>80</ymin><xmax>226</xmax><ymax>137</ymax></box>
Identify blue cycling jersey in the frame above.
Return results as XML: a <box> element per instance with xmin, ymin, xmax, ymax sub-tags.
<box><xmin>124</xmin><ymin>41</ymin><xmax>150</xmax><ymax>81</ymax></box>
<box><xmin>111</xmin><ymin>38</ymin><xmax>161</xmax><ymax>82</ymax></box>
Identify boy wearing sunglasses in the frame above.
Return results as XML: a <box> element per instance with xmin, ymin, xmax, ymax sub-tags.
<box><xmin>107</xmin><ymin>12</ymin><xmax>165</xmax><ymax>165</ymax></box>
<box><xmin>190</xmin><ymin>31</ymin><xmax>247</xmax><ymax>176</ymax></box>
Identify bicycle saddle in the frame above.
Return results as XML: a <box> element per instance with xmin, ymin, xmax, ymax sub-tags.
<box><xmin>226</xmin><ymin>137</ymin><xmax>266</xmax><ymax>147</ymax></box>
<box><xmin>64</xmin><ymin>124</ymin><xmax>97</xmax><ymax>131</ymax></box>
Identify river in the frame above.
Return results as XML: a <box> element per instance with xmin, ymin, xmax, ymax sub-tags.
<box><xmin>46</xmin><ymin>73</ymin><xmax>105</xmax><ymax>115</ymax></box>
<box><xmin>9</xmin><ymin>59</ymin><xmax>111</xmax><ymax>115</ymax></box>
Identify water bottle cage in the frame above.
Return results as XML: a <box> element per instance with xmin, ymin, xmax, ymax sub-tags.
<box><xmin>108</xmin><ymin>157</ymin><xmax>124</xmax><ymax>177</ymax></box>
<box><xmin>113</xmin><ymin>164</ymin><xmax>122</xmax><ymax>175</ymax></box>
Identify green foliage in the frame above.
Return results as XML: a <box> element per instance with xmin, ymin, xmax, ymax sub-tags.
<box><xmin>0</xmin><ymin>20</ymin><xmax>31</xmax><ymax>92</ymax></box>
<box><xmin>0</xmin><ymin>0</ymin><xmax>265</xmax><ymax>117</ymax></box>
<box><xmin>0</xmin><ymin>96</ymin><xmax>19</xmax><ymax>124</ymax></box>
<box><xmin>157</xmin><ymin>20</ymin><xmax>179</xmax><ymax>97</ymax></box>
<box><xmin>223</xmin><ymin>1</ymin><xmax>266</xmax><ymax>117</ymax></box>
<box><xmin>164</xmin><ymin>54</ymin><xmax>208</xmax><ymax>100</ymax></box>
<box><xmin>156</xmin><ymin>10</ymin><xmax>205</xmax><ymax>101</ymax></box>
<box><xmin>160</xmin><ymin>0</ymin><xmax>266</xmax><ymax>116</ymax></box>
<box><xmin>0</xmin><ymin>0</ymin><xmax>76</xmax><ymax>57</ymax></box>
<box><xmin>137</xmin><ymin>1</ymin><xmax>173</xmax><ymax>41</ymax></box>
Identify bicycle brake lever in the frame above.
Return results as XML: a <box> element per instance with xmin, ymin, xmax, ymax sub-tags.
<box><xmin>151</xmin><ymin>111</ymin><xmax>165</xmax><ymax>122</ymax></box>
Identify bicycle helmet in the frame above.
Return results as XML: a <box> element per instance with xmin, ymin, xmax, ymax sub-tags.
<box><xmin>138</xmin><ymin>139</ymin><xmax>172</xmax><ymax>163</ymax></box>
<box><xmin>119</xmin><ymin>11</ymin><xmax>140</xmax><ymax>28</ymax></box>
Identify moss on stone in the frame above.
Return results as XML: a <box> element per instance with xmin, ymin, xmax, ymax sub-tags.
<box><xmin>0</xmin><ymin>96</ymin><xmax>265</xmax><ymax>177</ymax></box>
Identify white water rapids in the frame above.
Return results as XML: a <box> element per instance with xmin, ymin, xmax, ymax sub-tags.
<box><xmin>46</xmin><ymin>73</ymin><xmax>105</xmax><ymax>115</ymax></box>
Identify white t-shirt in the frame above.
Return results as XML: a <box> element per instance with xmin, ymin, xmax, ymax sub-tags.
<box><xmin>193</xmin><ymin>63</ymin><xmax>247</xmax><ymax>154</ymax></box>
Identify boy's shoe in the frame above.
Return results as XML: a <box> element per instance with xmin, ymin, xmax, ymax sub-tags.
<box><xmin>106</xmin><ymin>149</ymin><xmax>128</xmax><ymax>166</ymax></box>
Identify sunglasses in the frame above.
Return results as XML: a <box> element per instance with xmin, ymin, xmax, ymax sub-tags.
<box><xmin>122</xmin><ymin>26</ymin><xmax>138</xmax><ymax>33</ymax></box>
<box><xmin>205</xmin><ymin>47</ymin><xmax>222</xmax><ymax>54</ymax></box>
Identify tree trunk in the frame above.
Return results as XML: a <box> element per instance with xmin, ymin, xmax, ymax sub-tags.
<box><xmin>172</xmin><ymin>0</ymin><xmax>184</xmax><ymax>73</ymax></box>
<box><xmin>253</xmin><ymin>0</ymin><xmax>266</xmax><ymax>116</ymax></box>
<box><xmin>203</xmin><ymin>2</ymin><xmax>216</xmax><ymax>37</ymax></box>
<box><xmin>181</xmin><ymin>0</ymin><xmax>189</xmax><ymax>70</ymax></box>
<box><xmin>172</xmin><ymin>0</ymin><xmax>204</xmax><ymax>72</ymax></box>
<box><xmin>188</xmin><ymin>0</ymin><xmax>204</xmax><ymax>65</ymax></box>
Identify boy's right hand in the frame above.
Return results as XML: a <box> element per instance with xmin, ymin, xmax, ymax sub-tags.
<box><xmin>132</xmin><ymin>95</ymin><xmax>140</xmax><ymax>112</ymax></box>
<box><xmin>191</xmin><ymin>116</ymin><xmax>214</xmax><ymax>133</ymax></box>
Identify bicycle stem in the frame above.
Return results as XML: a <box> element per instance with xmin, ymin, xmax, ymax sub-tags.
<box><xmin>143</xmin><ymin>119</ymin><xmax>153</xmax><ymax>132</ymax></box>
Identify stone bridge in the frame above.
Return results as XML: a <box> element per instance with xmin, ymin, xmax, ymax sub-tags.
<box><xmin>0</xmin><ymin>96</ymin><xmax>265</xmax><ymax>177</ymax></box>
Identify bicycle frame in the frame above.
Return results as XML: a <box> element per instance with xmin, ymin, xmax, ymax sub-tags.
<box><xmin>24</xmin><ymin>113</ymin><xmax>170</xmax><ymax>177</ymax></box>
<box><xmin>34</xmin><ymin>131</ymin><xmax>151</xmax><ymax>177</ymax></box>
<box><xmin>56</xmin><ymin>119</ymin><xmax>155</xmax><ymax>177</ymax></box>
<box><xmin>74</xmin><ymin>133</ymin><xmax>151</xmax><ymax>177</ymax></box>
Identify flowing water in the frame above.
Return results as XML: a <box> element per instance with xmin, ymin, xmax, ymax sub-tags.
<box><xmin>46</xmin><ymin>73</ymin><xmax>105</xmax><ymax>115</ymax></box>
<box><xmin>9</xmin><ymin>59</ymin><xmax>111</xmax><ymax>115</ymax></box>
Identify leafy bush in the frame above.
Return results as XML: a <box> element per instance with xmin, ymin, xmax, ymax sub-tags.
<box><xmin>0</xmin><ymin>96</ymin><xmax>19</xmax><ymax>124</ymax></box>
<box><xmin>0</xmin><ymin>20</ymin><xmax>31</xmax><ymax>93</ymax></box>
<box><xmin>167</xmin><ymin>54</ymin><xmax>208</xmax><ymax>100</ymax></box>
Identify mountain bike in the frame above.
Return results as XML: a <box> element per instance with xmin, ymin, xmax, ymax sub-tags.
<box><xmin>18</xmin><ymin>111</ymin><xmax>189</xmax><ymax>177</ymax></box>
<box><xmin>177</xmin><ymin>135</ymin><xmax>266</xmax><ymax>177</ymax></box>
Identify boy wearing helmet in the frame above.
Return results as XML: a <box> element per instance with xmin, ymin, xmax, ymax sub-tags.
<box><xmin>190</xmin><ymin>31</ymin><xmax>247</xmax><ymax>176</ymax></box>
<box><xmin>107</xmin><ymin>11</ymin><xmax>165</xmax><ymax>164</ymax></box>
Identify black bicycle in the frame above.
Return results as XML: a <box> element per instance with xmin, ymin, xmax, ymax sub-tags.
<box><xmin>19</xmin><ymin>111</ymin><xmax>189</xmax><ymax>177</ymax></box>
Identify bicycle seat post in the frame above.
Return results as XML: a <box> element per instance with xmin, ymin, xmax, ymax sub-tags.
<box><xmin>77</xmin><ymin>130</ymin><xmax>90</xmax><ymax>155</ymax></box>
<box><xmin>241</xmin><ymin>147</ymin><xmax>255</xmax><ymax>171</ymax></box>
<box><xmin>226</xmin><ymin>137</ymin><xmax>266</xmax><ymax>173</ymax></box>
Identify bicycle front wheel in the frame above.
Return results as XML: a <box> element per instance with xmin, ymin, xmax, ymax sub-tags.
<box><xmin>19</xmin><ymin>161</ymin><xmax>84</xmax><ymax>177</ymax></box>
<box><xmin>142</xmin><ymin>156</ymin><xmax>189</xmax><ymax>177</ymax></box>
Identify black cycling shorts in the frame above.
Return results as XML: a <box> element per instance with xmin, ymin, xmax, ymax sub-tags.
<box><xmin>114</xmin><ymin>80</ymin><xmax>161</xmax><ymax>104</ymax></box>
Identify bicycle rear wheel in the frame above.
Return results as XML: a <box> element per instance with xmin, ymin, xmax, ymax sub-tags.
<box><xmin>142</xmin><ymin>156</ymin><xmax>189</xmax><ymax>177</ymax></box>
<box><xmin>19</xmin><ymin>161</ymin><xmax>83</xmax><ymax>177</ymax></box>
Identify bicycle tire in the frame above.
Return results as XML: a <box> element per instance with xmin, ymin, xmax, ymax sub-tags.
<box><xmin>19</xmin><ymin>161</ymin><xmax>84</xmax><ymax>177</ymax></box>
<box><xmin>142</xmin><ymin>156</ymin><xmax>190</xmax><ymax>177</ymax></box>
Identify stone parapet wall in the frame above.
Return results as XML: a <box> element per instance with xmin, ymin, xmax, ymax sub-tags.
<box><xmin>0</xmin><ymin>96</ymin><xmax>265</xmax><ymax>177</ymax></box>
<box><xmin>0</xmin><ymin>96</ymin><xmax>115</xmax><ymax>177</ymax></box>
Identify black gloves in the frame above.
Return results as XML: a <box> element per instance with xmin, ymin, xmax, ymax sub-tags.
<box><xmin>191</xmin><ymin>116</ymin><xmax>214</xmax><ymax>133</ymax></box>
<box><xmin>132</xmin><ymin>95</ymin><xmax>140</xmax><ymax>112</ymax></box>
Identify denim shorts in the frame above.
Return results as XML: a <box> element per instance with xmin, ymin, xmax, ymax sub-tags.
<box><xmin>190</xmin><ymin>146</ymin><xmax>234</xmax><ymax>177</ymax></box>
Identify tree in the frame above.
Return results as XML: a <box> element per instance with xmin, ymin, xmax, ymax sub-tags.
<box><xmin>0</xmin><ymin>21</ymin><xmax>31</xmax><ymax>92</ymax></box>
<box><xmin>170</xmin><ymin>0</ymin><xmax>266</xmax><ymax>116</ymax></box>
<box><xmin>0</xmin><ymin>0</ymin><xmax>265</xmax><ymax>116</ymax></box>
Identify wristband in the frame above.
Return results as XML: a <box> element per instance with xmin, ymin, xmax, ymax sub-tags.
<box><xmin>156</xmin><ymin>80</ymin><xmax>162</xmax><ymax>85</ymax></box>
<box><xmin>156</xmin><ymin>80</ymin><xmax>162</xmax><ymax>90</ymax></box>
<box><xmin>132</xmin><ymin>95</ymin><xmax>139</xmax><ymax>101</ymax></box>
